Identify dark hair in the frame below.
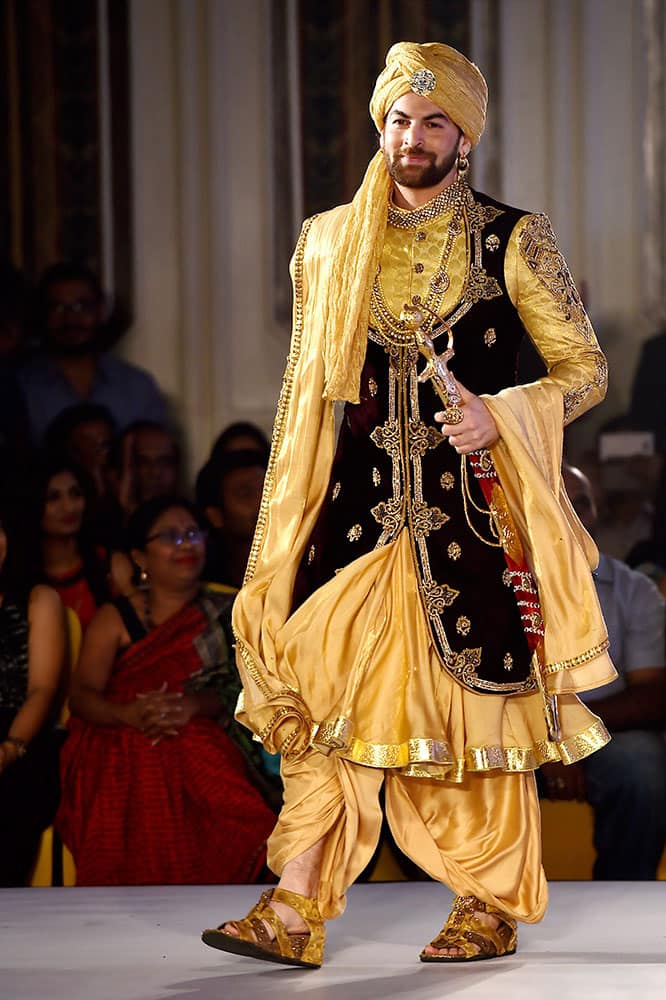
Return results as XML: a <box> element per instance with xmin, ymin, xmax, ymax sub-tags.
<box><xmin>0</xmin><ymin>491</ymin><xmax>38</xmax><ymax>605</ymax></box>
<box><xmin>127</xmin><ymin>495</ymin><xmax>202</xmax><ymax>552</ymax></box>
<box><xmin>210</xmin><ymin>421</ymin><xmax>270</xmax><ymax>464</ymax></box>
<box><xmin>195</xmin><ymin>449</ymin><xmax>268</xmax><ymax>510</ymax></box>
<box><xmin>108</xmin><ymin>420</ymin><xmax>180</xmax><ymax>473</ymax></box>
<box><xmin>37</xmin><ymin>261</ymin><xmax>102</xmax><ymax>305</ymax></box>
<box><xmin>43</xmin><ymin>403</ymin><xmax>117</xmax><ymax>454</ymax></box>
<box><xmin>29</xmin><ymin>453</ymin><xmax>110</xmax><ymax>606</ymax></box>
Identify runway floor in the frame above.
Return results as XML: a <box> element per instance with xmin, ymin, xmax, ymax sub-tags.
<box><xmin>1</xmin><ymin>881</ymin><xmax>665</xmax><ymax>1000</ymax></box>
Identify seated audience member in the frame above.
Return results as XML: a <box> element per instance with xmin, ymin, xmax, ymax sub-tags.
<box><xmin>0</xmin><ymin>496</ymin><xmax>66</xmax><ymax>886</ymax></box>
<box><xmin>31</xmin><ymin>456</ymin><xmax>113</xmax><ymax>630</ymax></box>
<box><xmin>56</xmin><ymin>496</ymin><xmax>276</xmax><ymax>885</ymax></box>
<box><xmin>540</xmin><ymin>465</ymin><xmax>666</xmax><ymax>880</ymax></box>
<box><xmin>209</xmin><ymin>420</ymin><xmax>270</xmax><ymax>464</ymax></box>
<box><xmin>196</xmin><ymin>449</ymin><xmax>267</xmax><ymax>590</ymax></box>
<box><xmin>17</xmin><ymin>261</ymin><xmax>168</xmax><ymax>445</ymax></box>
<box><xmin>44</xmin><ymin>404</ymin><xmax>116</xmax><ymax>499</ymax></box>
<box><xmin>101</xmin><ymin>420</ymin><xmax>182</xmax><ymax>556</ymax></box>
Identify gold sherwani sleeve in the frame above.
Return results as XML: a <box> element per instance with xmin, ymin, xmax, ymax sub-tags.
<box><xmin>481</xmin><ymin>213</ymin><xmax>615</xmax><ymax>696</ymax></box>
<box><xmin>504</xmin><ymin>212</ymin><xmax>608</xmax><ymax>424</ymax></box>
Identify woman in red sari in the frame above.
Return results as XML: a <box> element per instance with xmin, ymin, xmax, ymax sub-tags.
<box><xmin>57</xmin><ymin>496</ymin><xmax>276</xmax><ymax>885</ymax></box>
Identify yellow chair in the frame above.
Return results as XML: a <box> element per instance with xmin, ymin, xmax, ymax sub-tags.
<box><xmin>30</xmin><ymin>608</ymin><xmax>80</xmax><ymax>887</ymax></box>
<box><xmin>540</xmin><ymin>798</ymin><xmax>666</xmax><ymax>880</ymax></box>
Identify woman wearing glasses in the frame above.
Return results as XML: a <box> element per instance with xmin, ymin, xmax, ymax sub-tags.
<box><xmin>56</xmin><ymin>495</ymin><xmax>276</xmax><ymax>885</ymax></box>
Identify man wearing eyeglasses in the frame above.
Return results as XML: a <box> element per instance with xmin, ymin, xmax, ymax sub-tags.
<box><xmin>17</xmin><ymin>261</ymin><xmax>168</xmax><ymax>445</ymax></box>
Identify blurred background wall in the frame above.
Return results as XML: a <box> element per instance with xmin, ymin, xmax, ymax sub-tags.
<box><xmin>2</xmin><ymin>0</ymin><xmax>664</xmax><ymax>475</ymax></box>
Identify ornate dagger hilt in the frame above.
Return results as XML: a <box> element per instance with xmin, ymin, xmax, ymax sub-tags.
<box><xmin>400</xmin><ymin>304</ymin><xmax>464</xmax><ymax>425</ymax></box>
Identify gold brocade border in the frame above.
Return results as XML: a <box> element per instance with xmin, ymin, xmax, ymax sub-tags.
<box><xmin>313</xmin><ymin>716</ymin><xmax>610</xmax><ymax>779</ymax></box>
<box><xmin>231</xmin><ymin>216</ymin><xmax>317</xmax><ymax>701</ymax></box>
<box><xmin>542</xmin><ymin>639</ymin><xmax>610</xmax><ymax>675</ymax></box>
<box><xmin>243</xmin><ymin>214</ymin><xmax>318</xmax><ymax>584</ymax></box>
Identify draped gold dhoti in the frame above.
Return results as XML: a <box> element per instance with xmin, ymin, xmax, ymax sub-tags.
<box><xmin>265</xmin><ymin>526</ymin><xmax>610</xmax><ymax>922</ymax></box>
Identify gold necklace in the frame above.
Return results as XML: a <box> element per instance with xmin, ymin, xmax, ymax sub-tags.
<box><xmin>370</xmin><ymin>181</ymin><xmax>466</xmax><ymax>347</ymax></box>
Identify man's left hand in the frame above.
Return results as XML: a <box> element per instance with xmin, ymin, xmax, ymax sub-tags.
<box><xmin>434</xmin><ymin>380</ymin><xmax>499</xmax><ymax>454</ymax></box>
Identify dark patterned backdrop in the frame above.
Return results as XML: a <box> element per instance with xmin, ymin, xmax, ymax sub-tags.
<box><xmin>1</xmin><ymin>0</ymin><xmax>131</xmax><ymax>314</ymax></box>
<box><xmin>270</xmin><ymin>0</ymin><xmax>469</xmax><ymax>323</ymax></box>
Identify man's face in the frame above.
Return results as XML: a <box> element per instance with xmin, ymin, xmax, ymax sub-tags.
<box><xmin>217</xmin><ymin>466</ymin><xmax>265</xmax><ymax>542</ymax></box>
<box><xmin>45</xmin><ymin>279</ymin><xmax>102</xmax><ymax>356</ymax></box>
<box><xmin>380</xmin><ymin>92</ymin><xmax>468</xmax><ymax>190</ymax></box>
<box><xmin>132</xmin><ymin>428</ymin><xmax>179</xmax><ymax>502</ymax></box>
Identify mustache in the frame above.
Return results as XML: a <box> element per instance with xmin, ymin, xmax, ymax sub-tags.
<box><xmin>393</xmin><ymin>147</ymin><xmax>435</xmax><ymax>162</ymax></box>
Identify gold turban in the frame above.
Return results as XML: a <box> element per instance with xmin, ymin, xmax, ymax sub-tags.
<box><xmin>322</xmin><ymin>42</ymin><xmax>487</xmax><ymax>402</ymax></box>
<box><xmin>370</xmin><ymin>42</ymin><xmax>487</xmax><ymax>147</ymax></box>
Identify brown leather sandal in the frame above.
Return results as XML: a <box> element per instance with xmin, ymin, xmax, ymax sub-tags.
<box><xmin>420</xmin><ymin>894</ymin><xmax>517</xmax><ymax>963</ymax></box>
<box><xmin>201</xmin><ymin>887</ymin><xmax>325</xmax><ymax>969</ymax></box>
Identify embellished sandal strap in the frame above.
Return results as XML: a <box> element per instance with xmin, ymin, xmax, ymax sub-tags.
<box><xmin>428</xmin><ymin>895</ymin><xmax>517</xmax><ymax>958</ymax></box>
<box><xmin>268</xmin><ymin>887</ymin><xmax>325</xmax><ymax>965</ymax></box>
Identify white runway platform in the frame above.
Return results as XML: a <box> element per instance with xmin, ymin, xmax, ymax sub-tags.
<box><xmin>1</xmin><ymin>882</ymin><xmax>665</xmax><ymax>1000</ymax></box>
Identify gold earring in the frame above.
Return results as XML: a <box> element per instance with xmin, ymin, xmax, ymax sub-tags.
<box><xmin>457</xmin><ymin>152</ymin><xmax>469</xmax><ymax>177</ymax></box>
<box><xmin>138</xmin><ymin>567</ymin><xmax>149</xmax><ymax>587</ymax></box>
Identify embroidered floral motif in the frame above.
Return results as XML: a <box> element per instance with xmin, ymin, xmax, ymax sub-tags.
<box><xmin>370</xmin><ymin>419</ymin><xmax>400</xmax><ymax>458</ymax></box>
<box><xmin>371</xmin><ymin>498</ymin><xmax>403</xmax><ymax>536</ymax></box>
<box><xmin>409</xmin><ymin>419</ymin><xmax>443</xmax><ymax>457</ymax></box>
<box><xmin>307</xmin><ymin>545</ymin><xmax>315</xmax><ymax>565</ymax></box>
<box><xmin>423</xmin><ymin>580</ymin><xmax>460</xmax><ymax>617</ymax></box>
<box><xmin>485</xmin><ymin>234</ymin><xmax>500</xmax><ymax>252</ymax></box>
<box><xmin>502</xmin><ymin>568</ymin><xmax>512</xmax><ymax>587</ymax></box>
<box><xmin>372</xmin><ymin>467</ymin><xmax>381</xmax><ymax>486</ymax></box>
<box><xmin>332</xmin><ymin>481</ymin><xmax>341</xmax><ymax>501</ymax></box>
<box><xmin>368</xmin><ymin>377</ymin><xmax>378</xmax><ymax>397</ymax></box>
<box><xmin>412</xmin><ymin>500</ymin><xmax>449</xmax><ymax>538</ymax></box>
<box><xmin>465</xmin><ymin>266</ymin><xmax>502</xmax><ymax>305</ymax></box>
<box><xmin>347</xmin><ymin>525</ymin><xmax>363</xmax><ymax>542</ymax></box>
<box><xmin>484</xmin><ymin>327</ymin><xmax>497</xmax><ymax>347</ymax></box>
<box><xmin>440</xmin><ymin>472</ymin><xmax>455</xmax><ymax>491</ymax></box>
<box><xmin>448</xmin><ymin>542</ymin><xmax>462</xmax><ymax>560</ymax></box>
<box><xmin>503</xmin><ymin>653</ymin><xmax>514</xmax><ymax>672</ymax></box>
<box><xmin>445</xmin><ymin>647</ymin><xmax>483</xmax><ymax>686</ymax></box>
<box><xmin>465</xmin><ymin>202</ymin><xmax>503</xmax><ymax>232</ymax></box>
<box><xmin>456</xmin><ymin>615</ymin><xmax>471</xmax><ymax>636</ymax></box>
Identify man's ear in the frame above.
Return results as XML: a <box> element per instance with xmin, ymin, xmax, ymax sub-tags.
<box><xmin>205</xmin><ymin>505</ymin><xmax>224</xmax><ymax>530</ymax></box>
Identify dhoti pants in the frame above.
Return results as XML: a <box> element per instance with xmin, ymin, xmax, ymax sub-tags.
<box><xmin>268</xmin><ymin>750</ymin><xmax>548</xmax><ymax>923</ymax></box>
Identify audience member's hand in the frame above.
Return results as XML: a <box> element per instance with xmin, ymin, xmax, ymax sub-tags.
<box><xmin>0</xmin><ymin>740</ymin><xmax>21</xmax><ymax>774</ymax></box>
<box><xmin>434</xmin><ymin>380</ymin><xmax>499</xmax><ymax>454</ymax></box>
<box><xmin>540</xmin><ymin>761</ymin><xmax>586</xmax><ymax>801</ymax></box>
<box><xmin>137</xmin><ymin>685</ymin><xmax>189</xmax><ymax>743</ymax></box>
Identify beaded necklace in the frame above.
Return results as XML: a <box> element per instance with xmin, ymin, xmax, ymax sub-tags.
<box><xmin>370</xmin><ymin>179</ymin><xmax>467</xmax><ymax>347</ymax></box>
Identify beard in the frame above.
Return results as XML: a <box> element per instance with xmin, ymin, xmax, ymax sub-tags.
<box><xmin>383</xmin><ymin>145</ymin><xmax>458</xmax><ymax>188</ymax></box>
